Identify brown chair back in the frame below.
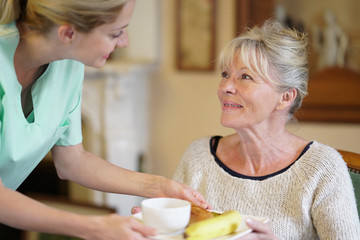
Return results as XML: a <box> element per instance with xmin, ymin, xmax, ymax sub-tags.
<box><xmin>338</xmin><ymin>149</ymin><xmax>360</xmax><ymax>174</ymax></box>
<box><xmin>337</xmin><ymin>149</ymin><xmax>360</xmax><ymax>218</ymax></box>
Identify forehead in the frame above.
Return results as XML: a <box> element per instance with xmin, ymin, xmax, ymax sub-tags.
<box><xmin>112</xmin><ymin>0</ymin><xmax>135</xmax><ymax>27</ymax></box>
<box><xmin>224</xmin><ymin>51</ymin><xmax>259</xmax><ymax>74</ymax></box>
<box><xmin>226</xmin><ymin>57</ymin><xmax>249</xmax><ymax>73</ymax></box>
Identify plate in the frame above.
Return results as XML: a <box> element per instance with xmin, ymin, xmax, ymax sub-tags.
<box><xmin>132</xmin><ymin>212</ymin><xmax>268</xmax><ymax>240</ymax></box>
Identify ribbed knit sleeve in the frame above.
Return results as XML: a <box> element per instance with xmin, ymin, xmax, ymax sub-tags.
<box><xmin>173</xmin><ymin>137</ymin><xmax>360</xmax><ymax>240</ymax></box>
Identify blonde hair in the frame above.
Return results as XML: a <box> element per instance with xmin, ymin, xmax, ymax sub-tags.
<box><xmin>0</xmin><ymin>0</ymin><xmax>21</xmax><ymax>24</ymax></box>
<box><xmin>0</xmin><ymin>0</ymin><xmax>128</xmax><ymax>33</ymax></box>
<box><xmin>218</xmin><ymin>19</ymin><xmax>309</xmax><ymax>120</ymax></box>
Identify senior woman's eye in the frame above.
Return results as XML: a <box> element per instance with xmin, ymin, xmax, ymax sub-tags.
<box><xmin>221</xmin><ymin>71</ymin><xmax>230</xmax><ymax>78</ymax></box>
<box><xmin>242</xmin><ymin>74</ymin><xmax>253</xmax><ymax>80</ymax></box>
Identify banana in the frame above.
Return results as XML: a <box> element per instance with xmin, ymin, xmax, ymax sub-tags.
<box><xmin>184</xmin><ymin>210</ymin><xmax>242</xmax><ymax>240</ymax></box>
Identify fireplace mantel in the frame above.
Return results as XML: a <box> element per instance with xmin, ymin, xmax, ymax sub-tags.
<box><xmin>82</xmin><ymin>61</ymin><xmax>155</xmax><ymax>215</ymax></box>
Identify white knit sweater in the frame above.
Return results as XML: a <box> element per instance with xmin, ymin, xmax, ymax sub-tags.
<box><xmin>173</xmin><ymin>136</ymin><xmax>360</xmax><ymax>240</ymax></box>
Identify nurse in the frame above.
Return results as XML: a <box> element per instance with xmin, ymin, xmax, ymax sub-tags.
<box><xmin>0</xmin><ymin>0</ymin><xmax>208</xmax><ymax>239</ymax></box>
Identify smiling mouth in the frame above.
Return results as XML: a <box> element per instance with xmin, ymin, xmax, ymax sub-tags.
<box><xmin>224</xmin><ymin>103</ymin><xmax>243</xmax><ymax>108</ymax></box>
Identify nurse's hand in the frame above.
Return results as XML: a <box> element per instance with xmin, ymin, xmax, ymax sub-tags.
<box><xmin>130</xmin><ymin>180</ymin><xmax>211</xmax><ymax>215</ymax></box>
<box><xmin>85</xmin><ymin>214</ymin><xmax>156</xmax><ymax>240</ymax></box>
<box><xmin>131</xmin><ymin>206</ymin><xmax>141</xmax><ymax>215</ymax></box>
<box><xmin>155</xmin><ymin>177</ymin><xmax>211</xmax><ymax>210</ymax></box>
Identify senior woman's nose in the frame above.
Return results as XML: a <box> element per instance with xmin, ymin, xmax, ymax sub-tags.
<box><xmin>221</xmin><ymin>78</ymin><xmax>237</xmax><ymax>94</ymax></box>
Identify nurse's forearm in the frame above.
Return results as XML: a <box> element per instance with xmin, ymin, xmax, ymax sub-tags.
<box><xmin>52</xmin><ymin>144</ymin><xmax>167</xmax><ymax>198</ymax></box>
<box><xmin>52</xmin><ymin>144</ymin><xmax>209</xmax><ymax>207</ymax></box>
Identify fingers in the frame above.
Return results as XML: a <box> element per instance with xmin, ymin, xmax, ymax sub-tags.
<box><xmin>241</xmin><ymin>218</ymin><xmax>277</xmax><ymax>240</ymax></box>
<box><xmin>131</xmin><ymin>206</ymin><xmax>142</xmax><ymax>214</ymax></box>
<box><xmin>182</xmin><ymin>184</ymin><xmax>212</xmax><ymax>210</ymax></box>
<box><xmin>158</xmin><ymin>178</ymin><xmax>211</xmax><ymax>210</ymax></box>
<box><xmin>129</xmin><ymin>217</ymin><xmax>157</xmax><ymax>237</ymax></box>
<box><xmin>245</xmin><ymin>218</ymin><xmax>268</xmax><ymax>232</ymax></box>
<box><xmin>90</xmin><ymin>214</ymin><xmax>156</xmax><ymax>240</ymax></box>
<box><xmin>193</xmin><ymin>190</ymin><xmax>212</xmax><ymax>210</ymax></box>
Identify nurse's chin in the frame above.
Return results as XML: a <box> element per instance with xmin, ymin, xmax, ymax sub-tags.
<box><xmin>90</xmin><ymin>59</ymin><xmax>107</xmax><ymax>68</ymax></box>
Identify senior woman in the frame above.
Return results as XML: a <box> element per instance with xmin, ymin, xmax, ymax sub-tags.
<box><xmin>174</xmin><ymin>20</ymin><xmax>360</xmax><ymax>239</ymax></box>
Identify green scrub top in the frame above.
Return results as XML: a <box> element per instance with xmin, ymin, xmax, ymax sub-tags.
<box><xmin>0</xmin><ymin>22</ymin><xmax>84</xmax><ymax>190</ymax></box>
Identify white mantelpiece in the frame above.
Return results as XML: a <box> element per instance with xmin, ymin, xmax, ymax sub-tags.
<box><xmin>81</xmin><ymin>61</ymin><xmax>154</xmax><ymax>215</ymax></box>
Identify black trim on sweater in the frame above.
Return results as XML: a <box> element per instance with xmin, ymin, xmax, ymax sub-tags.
<box><xmin>210</xmin><ymin>135</ymin><xmax>313</xmax><ymax>181</ymax></box>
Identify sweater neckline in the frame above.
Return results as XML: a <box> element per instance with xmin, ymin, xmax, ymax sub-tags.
<box><xmin>209</xmin><ymin>136</ymin><xmax>313</xmax><ymax>181</ymax></box>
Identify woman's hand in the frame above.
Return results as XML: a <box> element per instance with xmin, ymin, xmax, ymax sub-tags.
<box><xmin>130</xmin><ymin>178</ymin><xmax>212</xmax><ymax>215</ymax></box>
<box><xmin>155</xmin><ymin>177</ymin><xmax>211</xmax><ymax>209</ymax></box>
<box><xmin>239</xmin><ymin>218</ymin><xmax>279</xmax><ymax>240</ymax></box>
<box><xmin>85</xmin><ymin>214</ymin><xmax>156</xmax><ymax>240</ymax></box>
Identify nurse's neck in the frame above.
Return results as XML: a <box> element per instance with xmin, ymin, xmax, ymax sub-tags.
<box><xmin>14</xmin><ymin>22</ymin><xmax>57</xmax><ymax>88</ymax></box>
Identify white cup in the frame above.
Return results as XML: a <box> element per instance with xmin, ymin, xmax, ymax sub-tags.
<box><xmin>141</xmin><ymin>198</ymin><xmax>191</xmax><ymax>234</ymax></box>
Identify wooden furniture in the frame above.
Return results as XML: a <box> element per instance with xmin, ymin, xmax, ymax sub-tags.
<box><xmin>295</xmin><ymin>67</ymin><xmax>360</xmax><ymax>123</ymax></box>
<box><xmin>338</xmin><ymin>150</ymin><xmax>360</xmax><ymax>174</ymax></box>
<box><xmin>337</xmin><ymin>149</ymin><xmax>360</xmax><ymax>217</ymax></box>
<box><xmin>235</xmin><ymin>0</ymin><xmax>275</xmax><ymax>34</ymax></box>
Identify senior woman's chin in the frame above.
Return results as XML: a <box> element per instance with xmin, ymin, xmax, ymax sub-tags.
<box><xmin>220</xmin><ymin>116</ymin><xmax>240</xmax><ymax>128</ymax></box>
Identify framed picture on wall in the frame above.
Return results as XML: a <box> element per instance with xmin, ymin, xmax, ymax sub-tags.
<box><xmin>175</xmin><ymin>0</ymin><xmax>217</xmax><ymax>71</ymax></box>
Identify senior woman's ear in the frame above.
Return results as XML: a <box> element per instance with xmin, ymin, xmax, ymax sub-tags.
<box><xmin>276</xmin><ymin>88</ymin><xmax>297</xmax><ymax>110</ymax></box>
